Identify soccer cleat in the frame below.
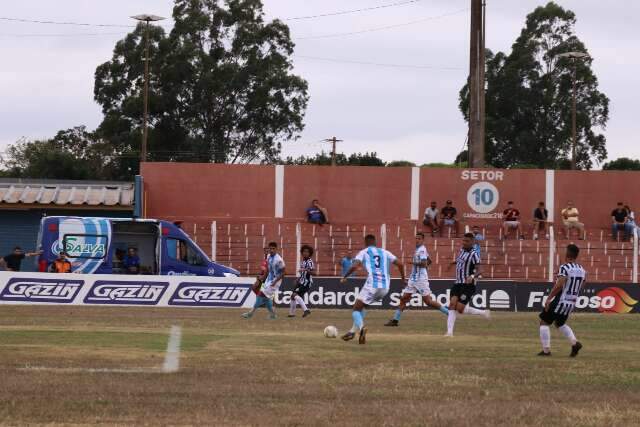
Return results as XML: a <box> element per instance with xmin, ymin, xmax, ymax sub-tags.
<box><xmin>537</xmin><ymin>351</ymin><xmax>551</xmax><ymax>356</ymax></box>
<box><xmin>287</xmin><ymin>314</ymin><xmax>296</xmax><ymax>318</ymax></box>
<box><xmin>358</xmin><ymin>327</ymin><xmax>368</xmax><ymax>344</ymax></box>
<box><xmin>444</xmin><ymin>333</ymin><xmax>453</xmax><ymax>338</ymax></box>
<box><xmin>570</xmin><ymin>341</ymin><xmax>583</xmax><ymax>357</ymax></box>
<box><xmin>341</xmin><ymin>332</ymin><xmax>356</xmax><ymax>341</ymax></box>
<box><xmin>384</xmin><ymin>319</ymin><xmax>399</xmax><ymax>327</ymax></box>
<box><xmin>302</xmin><ymin>310</ymin><xmax>311</xmax><ymax>318</ymax></box>
<box><xmin>241</xmin><ymin>312</ymin><xmax>253</xmax><ymax>319</ymax></box>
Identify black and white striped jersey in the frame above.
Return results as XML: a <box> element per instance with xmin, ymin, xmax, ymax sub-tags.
<box><xmin>455</xmin><ymin>248</ymin><xmax>480</xmax><ymax>284</ymax></box>
<box><xmin>297</xmin><ymin>258</ymin><xmax>314</xmax><ymax>287</ymax></box>
<box><xmin>554</xmin><ymin>262</ymin><xmax>587</xmax><ymax>315</ymax></box>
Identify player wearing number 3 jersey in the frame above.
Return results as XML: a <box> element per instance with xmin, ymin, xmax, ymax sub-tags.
<box><xmin>340</xmin><ymin>234</ymin><xmax>405</xmax><ymax>344</ymax></box>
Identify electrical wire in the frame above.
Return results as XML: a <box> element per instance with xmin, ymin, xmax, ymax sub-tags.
<box><xmin>295</xmin><ymin>7</ymin><xmax>468</xmax><ymax>40</ymax></box>
<box><xmin>284</xmin><ymin>0</ymin><xmax>423</xmax><ymax>21</ymax></box>
<box><xmin>0</xmin><ymin>16</ymin><xmax>135</xmax><ymax>28</ymax></box>
<box><xmin>0</xmin><ymin>32</ymin><xmax>126</xmax><ymax>38</ymax></box>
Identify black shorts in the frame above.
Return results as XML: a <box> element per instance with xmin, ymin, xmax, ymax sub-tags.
<box><xmin>293</xmin><ymin>284</ymin><xmax>311</xmax><ymax>297</ymax></box>
<box><xmin>450</xmin><ymin>283</ymin><xmax>476</xmax><ymax>305</ymax></box>
<box><xmin>539</xmin><ymin>299</ymin><xmax>569</xmax><ymax>327</ymax></box>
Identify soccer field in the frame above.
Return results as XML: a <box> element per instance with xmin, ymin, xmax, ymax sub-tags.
<box><xmin>1</xmin><ymin>306</ymin><xmax>639</xmax><ymax>426</ymax></box>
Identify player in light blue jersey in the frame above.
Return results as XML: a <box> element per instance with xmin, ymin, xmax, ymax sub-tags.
<box><xmin>242</xmin><ymin>241</ymin><xmax>285</xmax><ymax>319</ymax></box>
<box><xmin>385</xmin><ymin>232</ymin><xmax>448</xmax><ymax>327</ymax></box>
<box><xmin>340</xmin><ymin>234</ymin><xmax>405</xmax><ymax>344</ymax></box>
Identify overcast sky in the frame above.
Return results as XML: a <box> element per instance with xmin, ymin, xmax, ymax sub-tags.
<box><xmin>0</xmin><ymin>0</ymin><xmax>638</xmax><ymax>166</ymax></box>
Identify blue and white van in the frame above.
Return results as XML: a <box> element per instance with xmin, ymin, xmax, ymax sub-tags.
<box><xmin>36</xmin><ymin>216</ymin><xmax>239</xmax><ymax>277</ymax></box>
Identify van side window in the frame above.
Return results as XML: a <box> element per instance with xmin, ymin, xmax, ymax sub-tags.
<box><xmin>166</xmin><ymin>238</ymin><xmax>206</xmax><ymax>266</ymax></box>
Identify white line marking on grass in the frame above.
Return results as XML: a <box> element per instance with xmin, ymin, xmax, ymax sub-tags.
<box><xmin>162</xmin><ymin>325</ymin><xmax>182</xmax><ymax>373</ymax></box>
<box><xmin>19</xmin><ymin>366</ymin><xmax>160</xmax><ymax>374</ymax></box>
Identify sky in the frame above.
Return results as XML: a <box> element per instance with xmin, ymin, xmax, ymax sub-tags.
<box><xmin>0</xmin><ymin>0</ymin><xmax>638</xmax><ymax>166</ymax></box>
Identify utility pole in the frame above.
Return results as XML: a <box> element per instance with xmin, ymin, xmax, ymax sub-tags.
<box><xmin>556</xmin><ymin>51</ymin><xmax>589</xmax><ymax>170</ymax></box>
<box><xmin>468</xmin><ymin>0</ymin><xmax>486</xmax><ymax>168</ymax></box>
<box><xmin>323</xmin><ymin>136</ymin><xmax>343</xmax><ymax>166</ymax></box>
<box><xmin>131</xmin><ymin>14</ymin><xmax>165</xmax><ymax>164</ymax></box>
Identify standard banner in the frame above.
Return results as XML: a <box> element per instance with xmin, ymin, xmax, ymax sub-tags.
<box><xmin>275</xmin><ymin>278</ymin><xmax>516</xmax><ymax>311</ymax></box>
<box><xmin>0</xmin><ymin>271</ymin><xmax>256</xmax><ymax>308</ymax></box>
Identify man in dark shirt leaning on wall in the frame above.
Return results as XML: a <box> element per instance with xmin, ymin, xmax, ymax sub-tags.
<box><xmin>2</xmin><ymin>246</ymin><xmax>41</xmax><ymax>271</ymax></box>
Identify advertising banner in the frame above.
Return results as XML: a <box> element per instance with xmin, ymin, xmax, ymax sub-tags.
<box><xmin>0</xmin><ymin>272</ymin><xmax>256</xmax><ymax>308</ymax></box>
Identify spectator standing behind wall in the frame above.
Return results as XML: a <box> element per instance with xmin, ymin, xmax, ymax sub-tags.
<box><xmin>423</xmin><ymin>201</ymin><xmax>440</xmax><ymax>237</ymax></box>
<box><xmin>49</xmin><ymin>252</ymin><xmax>72</xmax><ymax>273</ymax></box>
<box><xmin>471</xmin><ymin>225</ymin><xmax>484</xmax><ymax>259</ymax></box>
<box><xmin>124</xmin><ymin>247</ymin><xmax>141</xmax><ymax>274</ymax></box>
<box><xmin>561</xmin><ymin>201</ymin><xmax>584</xmax><ymax>240</ymax></box>
<box><xmin>306</xmin><ymin>199</ymin><xmax>329</xmax><ymax>225</ymax></box>
<box><xmin>1</xmin><ymin>247</ymin><xmax>40</xmax><ymax>272</ymax></box>
<box><xmin>341</xmin><ymin>250</ymin><xmax>354</xmax><ymax>277</ymax></box>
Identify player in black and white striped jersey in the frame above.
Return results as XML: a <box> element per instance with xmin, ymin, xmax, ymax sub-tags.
<box><xmin>288</xmin><ymin>245</ymin><xmax>314</xmax><ymax>318</ymax></box>
<box><xmin>538</xmin><ymin>244</ymin><xmax>586</xmax><ymax>357</ymax></box>
<box><xmin>445</xmin><ymin>233</ymin><xmax>490</xmax><ymax>337</ymax></box>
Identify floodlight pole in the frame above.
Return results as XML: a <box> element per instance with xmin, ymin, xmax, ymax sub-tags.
<box><xmin>131</xmin><ymin>14</ymin><xmax>166</xmax><ymax>164</ymax></box>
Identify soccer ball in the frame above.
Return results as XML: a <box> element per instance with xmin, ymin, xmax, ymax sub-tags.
<box><xmin>324</xmin><ymin>325</ymin><xmax>338</xmax><ymax>338</ymax></box>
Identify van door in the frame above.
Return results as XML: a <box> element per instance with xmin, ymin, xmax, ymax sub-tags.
<box><xmin>162</xmin><ymin>236</ymin><xmax>210</xmax><ymax>276</ymax></box>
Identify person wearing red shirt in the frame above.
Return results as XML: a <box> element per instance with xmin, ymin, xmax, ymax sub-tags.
<box><xmin>502</xmin><ymin>201</ymin><xmax>524</xmax><ymax>240</ymax></box>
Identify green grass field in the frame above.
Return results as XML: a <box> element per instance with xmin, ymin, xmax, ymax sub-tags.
<box><xmin>1</xmin><ymin>306</ymin><xmax>639</xmax><ymax>426</ymax></box>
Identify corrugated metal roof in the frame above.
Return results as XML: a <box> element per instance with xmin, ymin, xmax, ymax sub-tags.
<box><xmin>0</xmin><ymin>180</ymin><xmax>134</xmax><ymax>207</ymax></box>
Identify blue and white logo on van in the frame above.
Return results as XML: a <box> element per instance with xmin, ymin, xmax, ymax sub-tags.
<box><xmin>168</xmin><ymin>283</ymin><xmax>252</xmax><ymax>306</ymax></box>
<box><xmin>84</xmin><ymin>281</ymin><xmax>169</xmax><ymax>305</ymax></box>
<box><xmin>207</xmin><ymin>268</ymin><xmax>216</xmax><ymax>276</ymax></box>
<box><xmin>51</xmin><ymin>238</ymin><xmax>106</xmax><ymax>258</ymax></box>
<box><xmin>0</xmin><ymin>278</ymin><xmax>83</xmax><ymax>303</ymax></box>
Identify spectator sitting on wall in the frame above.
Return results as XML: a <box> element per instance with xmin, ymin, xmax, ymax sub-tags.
<box><xmin>611</xmin><ymin>202</ymin><xmax>633</xmax><ymax>241</ymax></box>
<box><xmin>1</xmin><ymin>247</ymin><xmax>40</xmax><ymax>272</ymax></box>
<box><xmin>532</xmin><ymin>201</ymin><xmax>550</xmax><ymax>240</ymax></box>
<box><xmin>49</xmin><ymin>252</ymin><xmax>72</xmax><ymax>273</ymax></box>
<box><xmin>561</xmin><ymin>201</ymin><xmax>584</xmax><ymax>240</ymax></box>
<box><xmin>306</xmin><ymin>199</ymin><xmax>329</xmax><ymax>225</ymax></box>
<box><xmin>502</xmin><ymin>201</ymin><xmax>524</xmax><ymax>240</ymax></box>
<box><xmin>341</xmin><ymin>250</ymin><xmax>354</xmax><ymax>278</ymax></box>
<box><xmin>439</xmin><ymin>200</ymin><xmax>459</xmax><ymax>238</ymax></box>
<box><xmin>471</xmin><ymin>225</ymin><xmax>484</xmax><ymax>258</ymax></box>
<box><xmin>625</xmin><ymin>205</ymin><xmax>636</xmax><ymax>233</ymax></box>
<box><xmin>423</xmin><ymin>201</ymin><xmax>439</xmax><ymax>237</ymax></box>
<box><xmin>124</xmin><ymin>247</ymin><xmax>141</xmax><ymax>274</ymax></box>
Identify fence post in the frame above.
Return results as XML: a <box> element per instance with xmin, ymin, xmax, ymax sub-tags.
<box><xmin>211</xmin><ymin>221</ymin><xmax>217</xmax><ymax>261</ymax></box>
<box><xmin>548</xmin><ymin>225</ymin><xmax>555</xmax><ymax>282</ymax></box>
<box><xmin>296</xmin><ymin>222</ymin><xmax>301</xmax><ymax>272</ymax></box>
<box><xmin>633</xmin><ymin>227</ymin><xmax>638</xmax><ymax>283</ymax></box>
<box><xmin>381</xmin><ymin>224</ymin><xmax>387</xmax><ymax>249</ymax></box>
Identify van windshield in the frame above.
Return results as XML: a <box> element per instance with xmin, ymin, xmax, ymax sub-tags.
<box><xmin>166</xmin><ymin>238</ymin><xmax>207</xmax><ymax>266</ymax></box>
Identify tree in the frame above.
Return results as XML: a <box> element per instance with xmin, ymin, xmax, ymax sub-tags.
<box><xmin>1</xmin><ymin>126</ymin><xmax>131</xmax><ymax>180</ymax></box>
<box><xmin>459</xmin><ymin>2</ymin><xmax>609</xmax><ymax>169</ymax></box>
<box><xmin>94</xmin><ymin>0</ymin><xmax>308</xmax><ymax>172</ymax></box>
<box><xmin>284</xmin><ymin>151</ymin><xmax>385</xmax><ymax>166</ymax></box>
<box><xmin>386</xmin><ymin>160</ymin><xmax>416</xmax><ymax>167</ymax></box>
<box><xmin>603</xmin><ymin>157</ymin><xmax>640</xmax><ymax>171</ymax></box>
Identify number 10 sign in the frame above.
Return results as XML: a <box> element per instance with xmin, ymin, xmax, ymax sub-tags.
<box><xmin>467</xmin><ymin>182</ymin><xmax>499</xmax><ymax>213</ymax></box>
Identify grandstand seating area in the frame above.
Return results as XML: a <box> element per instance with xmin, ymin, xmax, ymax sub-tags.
<box><xmin>181</xmin><ymin>219</ymin><xmax>638</xmax><ymax>283</ymax></box>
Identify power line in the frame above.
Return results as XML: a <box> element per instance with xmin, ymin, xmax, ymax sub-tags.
<box><xmin>295</xmin><ymin>7</ymin><xmax>468</xmax><ymax>40</ymax></box>
<box><xmin>0</xmin><ymin>16</ymin><xmax>135</xmax><ymax>28</ymax></box>
<box><xmin>294</xmin><ymin>55</ymin><xmax>463</xmax><ymax>71</ymax></box>
<box><xmin>284</xmin><ymin>0</ymin><xmax>423</xmax><ymax>21</ymax></box>
<box><xmin>0</xmin><ymin>32</ymin><xmax>126</xmax><ymax>38</ymax></box>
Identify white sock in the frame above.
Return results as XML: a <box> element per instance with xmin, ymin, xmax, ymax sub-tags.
<box><xmin>447</xmin><ymin>310</ymin><xmax>457</xmax><ymax>335</ymax></box>
<box><xmin>289</xmin><ymin>297</ymin><xmax>296</xmax><ymax>315</ymax></box>
<box><xmin>539</xmin><ymin>325</ymin><xmax>551</xmax><ymax>352</ymax></box>
<box><xmin>558</xmin><ymin>325</ymin><xmax>577</xmax><ymax>345</ymax></box>
<box><xmin>295</xmin><ymin>295</ymin><xmax>308</xmax><ymax>311</ymax></box>
<box><xmin>463</xmin><ymin>305</ymin><xmax>485</xmax><ymax>315</ymax></box>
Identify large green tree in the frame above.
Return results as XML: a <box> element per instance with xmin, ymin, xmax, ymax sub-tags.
<box><xmin>603</xmin><ymin>157</ymin><xmax>640</xmax><ymax>171</ymax></box>
<box><xmin>459</xmin><ymin>2</ymin><xmax>609</xmax><ymax>169</ymax></box>
<box><xmin>284</xmin><ymin>151</ymin><xmax>386</xmax><ymax>166</ymax></box>
<box><xmin>94</xmin><ymin>0</ymin><xmax>308</xmax><ymax>169</ymax></box>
